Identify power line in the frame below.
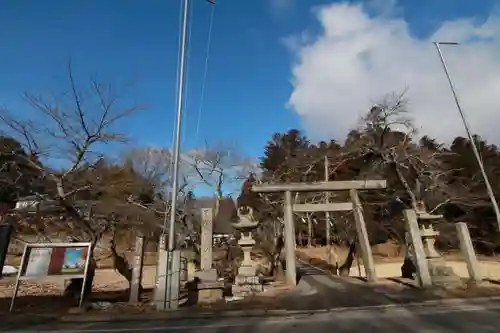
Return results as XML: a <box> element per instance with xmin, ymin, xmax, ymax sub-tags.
<box><xmin>194</xmin><ymin>2</ymin><xmax>215</xmax><ymax>144</ymax></box>
<box><xmin>180</xmin><ymin>0</ymin><xmax>195</xmax><ymax>147</ymax></box>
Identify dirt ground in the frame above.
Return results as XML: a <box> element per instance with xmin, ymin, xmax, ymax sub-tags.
<box><xmin>0</xmin><ymin>265</ymin><xmax>158</xmax><ymax>299</ymax></box>
<box><xmin>296</xmin><ymin>245</ymin><xmax>500</xmax><ymax>280</ymax></box>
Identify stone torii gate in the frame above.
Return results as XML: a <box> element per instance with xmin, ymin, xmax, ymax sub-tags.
<box><xmin>252</xmin><ymin>180</ymin><xmax>387</xmax><ymax>286</ymax></box>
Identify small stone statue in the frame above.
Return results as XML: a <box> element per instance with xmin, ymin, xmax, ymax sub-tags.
<box><xmin>237</xmin><ymin>206</ymin><xmax>255</xmax><ymax>225</ymax></box>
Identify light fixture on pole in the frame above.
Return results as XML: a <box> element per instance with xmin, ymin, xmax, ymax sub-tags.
<box><xmin>433</xmin><ymin>41</ymin><xmax>500</xmax><ymax>231</ymax></box>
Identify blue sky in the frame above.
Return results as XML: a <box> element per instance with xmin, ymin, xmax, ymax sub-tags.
<box><xmin>0</xmin><ymin>0</ymin><xmax>498</xmax><ymax>162</ymax></box>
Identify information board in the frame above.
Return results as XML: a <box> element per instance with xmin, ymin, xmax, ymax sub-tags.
<box><xmin>21</xmin><ymin>244</ymin><xmax>89</xmax><ymax>278</ymax></box>
<box><xmin>10</xmin><ymin>242</ymin><xmax>92</xmax><ymax>311</ymax></box>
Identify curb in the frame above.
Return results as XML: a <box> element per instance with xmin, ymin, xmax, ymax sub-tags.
<box><xmin>57</xmin><ymin>295</ymin><xmax>500</xmax><ymax>323</ymax></box>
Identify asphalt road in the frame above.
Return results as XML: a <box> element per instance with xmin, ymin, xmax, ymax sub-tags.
<box><xmin>6</xmin><ymin>299</ymin><xmax>500</xmax><ymax>333</ymax></box>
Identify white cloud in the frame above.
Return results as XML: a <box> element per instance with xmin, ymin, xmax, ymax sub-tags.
<box><xmin>287</xmin><ymin>3</ymin><xmax>500</xmax><ymax>144</ymax></box>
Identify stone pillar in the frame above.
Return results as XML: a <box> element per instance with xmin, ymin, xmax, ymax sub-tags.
<box><xmin>200</xmin><ymin>208</ymin><xmax>214</xmax><ymax>271</ymax></box>
<box><xmin>129</xmin><ymin>235</ymin><xmax>145</xmax><ymax>303</ymax></box>
<box><xmin>284</xmin><ymin>191</ymin><xmax>297</xmax><ymax>286</ymax></box>
<box><xmin>350</xmin><ymin>189</ymin><xmax>376</xmax><ymax>283</ymax></box>
<box><xmin>187</xmin><ymin>261</ymin><xmax>196</xmax><ymax>281</ymax></box>
<box><xmin>456</xmin><ymin>222</ymin><xmax>482</xmax><ymax>282</ymax></box>
<box><xmin>195</xmin><ymin>208</ymin><xmax>217</xmax><ymax>282</ymax></box>
<box><xmin>403</xmin><ymin>209</ymin><xmax>432</xmax><ymax>287</ymax></box>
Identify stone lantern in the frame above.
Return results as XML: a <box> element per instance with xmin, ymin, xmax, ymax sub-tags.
<box><xmin>232</xmin><ymin>206</ymin><xmax>263</xmax><ymax>296</ymax></box>
<box><xmin>403</xmin><ymin>201</ymin><xmax>461</xmax><ymax>287</ymax></box>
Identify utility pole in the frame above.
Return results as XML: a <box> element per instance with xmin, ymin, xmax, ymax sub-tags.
<box><xmin>324</xmin><ymin>155</ymin><xmax>331</xmax><ymax>264</ymax></box>
<box><xmin>433</xmin><ymin>42</ymin><xmax>500</xmax><ymax>231</ymax></box>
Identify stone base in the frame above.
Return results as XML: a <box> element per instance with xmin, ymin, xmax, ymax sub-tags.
<box><xmin>198</xmin><ymin>288</ymin><xmax>224</xmax><ymax>303</ymax></box>
<box><xmin>232</xmin><ymin>275</ymin><xmax>263</xmax><ymax>297</ymax></box>
<box><xmin>194</xmin><ymin>268</ymin><xmax>218</xmax><ymax>282</ymax></box>
<box><xmin>428</xmin><ymin>259</ymin><xmax>463</xmax><ymax>288</ymax></box>
<box><xmin>232</xmin><ymin>284</ymin><xmax>263</xmax><ymax>297</ymax></box>
<box><xmin>186</xmin><ymin>281</ymin><xmax>224</xmax><ymax>304</ymax></box>
<box><xmin>235</xmin><ymin>275</ymin><xmax>261</xmax><ymax>285</ymax></box>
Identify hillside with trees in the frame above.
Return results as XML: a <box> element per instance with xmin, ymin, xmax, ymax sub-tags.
<box><xmin>256</xmin><ymin>93</ymin><xmax>500</xmax><ymax>256</ymax></box>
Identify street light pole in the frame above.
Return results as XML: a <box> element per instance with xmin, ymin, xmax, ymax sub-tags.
<box><xmin>166</xmin><ymin>0</ymin><xmax>190</xmax><ymax>251</ymax></box>
<box><xmin>166</xmin><ymin>0</ymin><xmax>216</xmax><ymax>249</ymax></box>
<box><xmin>433</xmin><ymin>41</ymin><xmax>500</xmax><ymax>231</ymax></box>
<box><xmin>156</xmin><ymin>0</ymin><xmax>215</xmax><ymax>311</ymax></box>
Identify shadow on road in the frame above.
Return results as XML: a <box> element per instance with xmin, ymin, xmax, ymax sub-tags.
<box><xmin>10</xmin><ymin>301</ymin><xmax>500</xmax><ymax>332</ymax></box>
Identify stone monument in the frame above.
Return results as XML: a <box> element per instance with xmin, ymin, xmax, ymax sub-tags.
<box><xmin>196</xmin><ymin>208</ymin><xmax>218</xmax><ymax>282</ymax></box>
<box><xmin>232</xmin><ymin>206</ymin><xmax>263</xmax><ymax>296</ymax></box>
<box><xmin>189</xmin><ymin>208</ymin><xmax>224</xmax><ymax>303</ymax></box>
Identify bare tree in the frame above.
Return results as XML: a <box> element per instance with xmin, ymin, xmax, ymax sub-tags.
<box><xmin>351</xmin><ymin>92</ymin><xmax>454</xmax><ymax>212</ymax></box>
<box><xmin>185</xmin><ymin>141</ymin><xmax>257</xmax><ymax>214</ymax></box>
<box><xmin>122</xmin><ymin>147</ymin><xmax>172</xmax><ymax>189</ymax></box>
<box><xmin>332</xmin><ymin>92</ymin><xmax>460</xmax><ymax>273</ymax></box>
<box><xmin>122</xmin><ymin>146</ymin><xmax>192</xmax><ymax>197</ymax></box>
<box><xmin>0</xmin><ymin>62</ymin><xmax>145</xmax><ymax>300</ymax></box>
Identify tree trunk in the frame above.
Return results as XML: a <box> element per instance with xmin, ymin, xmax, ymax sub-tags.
<box><xmin>215</xmin><ymin>189</ymin><xmax>223</xmax><ymax>216</ymax></box>
<box><xmin>109</xmin><ymin>236</ymin><xmax>134</xmax><ymax>290</ymax></box>
<box><xmin>339</xmin><ymin>242</ymin><xmax>356</xmax><ymax>276</ymax></box>
<box><xmin>307</xmin><ymin>215</ymin><xmax>313</xmax><ymax>248</ymax></box>
<box><xmin>272</xmin><ymin>235</ymin><xmax>285</xmax><ymax>279</ymax></box>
